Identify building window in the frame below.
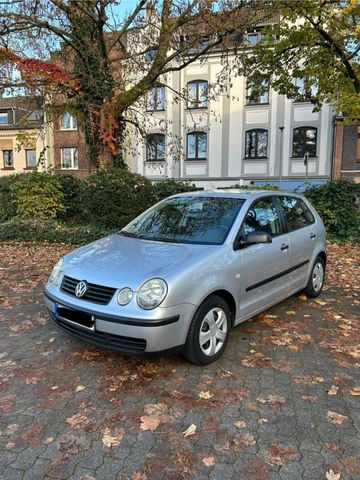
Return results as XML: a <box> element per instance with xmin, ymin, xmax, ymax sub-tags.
<box><xmin>187</xmin><ymin>80</ymin><xmax>208</xmax><ymax>109</ymax></box>
<box><xmin>295</xmin><ymin>77</ymin><xmax>318</xmax><ymax>102</ymax></box>
<box><xmin>144</xmin><ymin>49</ymin><xmax>157</xmax><ymax>62</ymax></box>
<box><xmin>28</xmin><ymin>110</ymin><xmax>43</xmax><ymax>121</ymax></box>
<box><xmin>61</xmin><ymin>147</ymin><xmax>78</xmax><ymax>169</ymax></box>
<box><xmin>0</xmin><ymin>112</ymin><xmax>9</xmax><ymax>124</ymax></box>
<box><xmin>292</xmin><ymin>127</ymin><xmax>317</xmax><ymax>158</ymax></box>
<box><xmin>26</xmin><ymin>149</ymin><xmax>37</xmax><ymax>168</ymax></box>
<box><xmin>146</xmin><ymin>84</ymin><xmax>165</xmax><ymax>111</ymax></box>
<box><xmin>245</xmin><ymin>129</ymin><xmax>268</xmax><ymax>158</ymax></box>
<box><xmin>246</xmin><ymin>78</ymin><xmax>269</xmax><ymax>105</ymax></box>
<box><xmin>247</xmin><ymin>33</ymin><xmax>259</xmax><ymax>44</ymax></box>
<box><xmin>146</xmin><ymin>134</ymin><xmax>165</xmax><ymax>161</ymax></box>
<box><xmin>187</xmin><ymin>132</ymin><xmax>207</xmax><ymax>160</ymax></box>
<box><xmin>3</xmin><ymin>150</ymin><xmax>13</xmax><ymax>167</ymax></box>
<box><xmin>60</xmin><ymin>112</ymin><xmax>78</xmax><ymax>130</ymax></box>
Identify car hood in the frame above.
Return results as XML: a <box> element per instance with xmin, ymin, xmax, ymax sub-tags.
<box><xmin>63</xmin><ymin>234</ymin><xmax>219</xmax><ymax>290</ymax></box>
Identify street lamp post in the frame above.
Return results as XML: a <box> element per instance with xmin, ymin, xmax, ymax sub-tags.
<box><xmin>279</xmin><ymin>126</ymin><xmax>285</xmax><ymax>189</ymax></box>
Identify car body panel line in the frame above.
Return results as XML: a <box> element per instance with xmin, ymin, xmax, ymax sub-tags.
<box><xmin>245</xmin><ymin>260</ymin><xmax>310</xmax><ymax>292</ymax></box>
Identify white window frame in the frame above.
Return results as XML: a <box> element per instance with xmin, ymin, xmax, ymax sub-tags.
<box><xmin>60</xmin><ymin>112</ymin><xmax>78</xmax><ymax>130</ymax></box>
<box><xmin>61</xmin><ymin>147</ymin><xmax>78</xmax><ymax>169</ymax></box>
<box><xmin>26</xmin><ymin>149</ymin><xmax>37</xmax><ymax>168</ymax></box>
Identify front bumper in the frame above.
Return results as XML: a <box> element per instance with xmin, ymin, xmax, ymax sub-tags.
<box><xmin>44</xmin><ymin>288</ymin><xmax>195</xmax><ymax>354</ymax></box>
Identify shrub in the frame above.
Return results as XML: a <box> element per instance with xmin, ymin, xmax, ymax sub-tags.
<box><xmin>0</xmin><ymin>218</ymin><xmax>113</xmax><ymax>245</ymax></box>
<box><xmin>153</xmin><ymin>179</ymin><xmax>198</xmax><ymax>201</ymax></box>
<box><xmin>81</xmin><ymin>168</ymin><xmax>157</xmax><ymax>229</ymax></box>
<box><xmin>57</xmin><ymin>174</ymin><xmax>82</xmax><ymax>221</ymax></box>
<box><xmin>11</xmin><ymin>172</ymin><xmax>65</xmax><ymax>219</ymax></box>
<box><xmin>0</xmin><ymin>174</ymin><xmax>24</xmax><ymax>222</ymax></box>
<box><xmin>304</xmin><ymin>180</ymin><xmax>360</xmax><ymax>241</ymax></box>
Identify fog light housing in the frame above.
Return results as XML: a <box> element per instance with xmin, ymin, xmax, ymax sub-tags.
<box><xmin>117</xmin><ymin>287</ymin><xmax>133</xmax><ymax>306</ymax></box>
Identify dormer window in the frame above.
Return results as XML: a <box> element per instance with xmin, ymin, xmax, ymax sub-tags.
<box><xmin>0</xmin><ymin>112</ymin><xmax>8</xmax><ymax>125</ymax></box>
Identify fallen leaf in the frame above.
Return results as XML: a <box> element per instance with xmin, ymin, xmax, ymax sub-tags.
<box><xmin>257</xmin><ymin>395</ymin><xmax>286</xmax><ymax>406</ymax></box>
<box><xmin>298</xmin><ymin>294</ymin><xmax>307</xmax><ymax>301</ymax></box>
<box><xmin>266</xmin><ymin>444</ymin><xmax>296</xmax><ymax>466</ymax></box>
<box><xmin>286</xmin><ymin>310</ymin><xmax>296</xmax><ymax>315</ymax></box>
<box><xmin>49</xmin><ymin>337</ymin><xmax>56</xmax><ymax>343</ymax></box>
<box><xmin>316</xmin><ymin>300</ymin><xmax>327</xmax><ymax>306</ymax></box>
<box><xmin>140</xmin><ymin>415</ymin><xmax>161</xmax><ymax>432</ymax></box>
<box><xmin>327</xmin><ymin>411</ymin><xmax>348</xmax><ymax>425</ymax></box>
<box><xmin>234</xmin><ymin>420</ymin><xmax>246</xmax><ymax>429</ymax></box>
<box><xmin>66</xmin><ymin>413</ymin><xmax>91</xmax><ymax>430</ymax></box>
<box><xmin>258</xmin><ymin>418</ymin><xmax>268</xmax><ymax>424</ymax></box>
<box><xmin>326</xmin><ymin>469</ymin><xmax>340</xmax><ymax>480</ymax></box>
<box><xmin>131</xmin><ymin>473</ymin><xmax>147</xmax><ymax>480</ymax></box>
<box><xmin>102</xmin><ymin>427</ymin><xmax>124</xmax><ymax>447</ymax></box>
<box><xmin>44</xmin><ymin>437</ymin><xmax>54</xmax><ymax>445</ymax></box>
<box><xmin>349</xmin><ymin>387</ymin><xmax>360</xmax><ymax>396</ymax></box>
<box><xmin>75</xmin><ymin>385</ymin><xmax>86</xmax><ymax>392</ymax></box>
<box><xmin>328</xmin><ymin>385</ymin><xmax>339</xmax><ymax>396</ymax></box>
<box><xmin>50</xmin><ymin>385</ymin><xmax>58</xmax><ymax>390</ymax></box>
<box><xmin>182</xmin><ymin>424</ymin><xmax>197</xmax><ymax>437</ymax></box>
<box><xmin>202</xmin><ymin>456</ymin><xmax>215</xmax><ymax>467</ymax></box>
<box><xmin>198</xmin><ymin>390</ymin><xmax>213</xmax><ymax>400</ymax></box>
<box><xmin>233</xmin><ymin>433</ymin><xmax>256</xmax><ymax>448</ymax></box>
<box><xmin>143</xmin><ymin>403</ymin><xmax>167</xmax><ymax>415</ymax></box>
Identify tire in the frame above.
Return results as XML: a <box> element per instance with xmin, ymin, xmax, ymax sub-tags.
<box><xmin>183</xmin><ymin>295</ymin><xmax>231</xmax><ymax>365</ymax></box>
<box><xmin>302</xmin><ymin>256</ymin><xmax>325</xmax><ymax>298</ymax></box>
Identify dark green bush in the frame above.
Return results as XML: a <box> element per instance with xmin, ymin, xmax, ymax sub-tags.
<box><xmin>0</xmin><ymin>174</ymin><xmax>25</xmax><ymax>222</ymax></box>
<box><xmin>81</xmin><ymin>168</ymin><xmax>157</xmax><ymax>229</ymax></box>
<box><xmin>304</xmin><ymin>180</ymin><xmax>360</xmax><ymax>241</ymax></box>
<box><xmin>0</xmin><ymin>218</ymin><xmax>113</xmax><ymax>245</ymax></box>
<box><xmin>11</xmin><ymin>172</ymin><xmax>65</xmax><ymax>219</ymax></box>
<box><xmin>57</xmin><ymin>174</ymin><xmax>82</xmax><ymax>221</ymax></box>
<box><xmin>153</xmin><ymin>179</ymin><xmax>198</xmax><ymax>201</ymax></box>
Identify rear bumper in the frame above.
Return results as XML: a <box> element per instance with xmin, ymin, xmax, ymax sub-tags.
<box><xmin>44</xmin><ymin>289</ymin><xmax>193</xmax><ymax>354</ymax></box>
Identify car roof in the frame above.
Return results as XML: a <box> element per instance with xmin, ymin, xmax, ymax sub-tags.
<box><xmin>173</xmin><ymin>189</ymin><xmax>306</xmax><ymax>200</ymax></box>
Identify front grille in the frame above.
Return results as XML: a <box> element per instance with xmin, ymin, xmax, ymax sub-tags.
<box><xmin>60</xmin><ymin>275</ymin><xmax>116</xmax><ymax>305</ymax></box>
<box><xmin>48</xmin><ymin>310</ymin><xmax>147</xmax><ymax>354</ymax></box>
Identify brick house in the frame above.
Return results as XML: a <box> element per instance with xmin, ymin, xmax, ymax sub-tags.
<box><xmin>333</xmin><ymin>119</ymin><xmax>360</xmax><ymax>183</ymax></box>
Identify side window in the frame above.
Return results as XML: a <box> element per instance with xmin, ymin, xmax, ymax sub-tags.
<box><xmin>241</xmin><ymin>197</ymin><xmax>281</xmax><ymax>237</ymax></box>
<box><xmin>278</xmin><ymin>196</ymin><xmax>312</xmax><ymax>232</ymax></box>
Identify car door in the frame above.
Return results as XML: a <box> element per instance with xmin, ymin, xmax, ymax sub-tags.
<box><xmin>235</xmin><ymin>196</ymin><xmax>291</xmax><ymax>320</ymax></box>
<box><xmin>276</xmin><ymin>195</ymin><xmax>317</xmax><ymax>293</ymax></box>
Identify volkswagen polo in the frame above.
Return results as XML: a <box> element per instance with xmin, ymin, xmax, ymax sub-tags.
<box><xmin>44</xmin><ymin>190</ymin><xmax>326</xmax><ymax>364</ymax></box>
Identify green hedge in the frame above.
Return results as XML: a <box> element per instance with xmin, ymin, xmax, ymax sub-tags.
<box><xmin>80</xmin><ymin>168</ymin><xmax>157</xmax><ymax>229</ymax></box>
<box><xmin>304</xmin><ymin>180</ymin><xmax>360</xmax><ymax>241</ymax></box>
<box><xmin>0</xmin><ymin>171</ymin><xmax>359</xmax><ymax>244</ymax></box>
<box><xmin>0</xmin><ymin>219</ymin><xmax>113</xmax><ymax>245</ymax></box>
<box><xmin>153</xmin><ymin>179</ymin><xmax>198</xmax><ymax>201</ymax></box>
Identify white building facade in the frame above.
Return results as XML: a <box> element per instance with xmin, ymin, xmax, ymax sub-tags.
<box><xmin>128</xmin><ymin>51</ymin><xmax>334</xmax><ymax>190</ymax></box>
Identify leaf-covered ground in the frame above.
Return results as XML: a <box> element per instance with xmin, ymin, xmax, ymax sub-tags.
<box><xmin>0</xmin><ymin>242</ymin><xmax>359</xmax><ymax>480</ymax></box>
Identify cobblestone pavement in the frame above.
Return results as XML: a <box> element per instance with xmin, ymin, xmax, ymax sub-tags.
<box><xmin>0</xmin><ymin>242</ymin><xmax>359</xmax><ymax>480</ymax></box>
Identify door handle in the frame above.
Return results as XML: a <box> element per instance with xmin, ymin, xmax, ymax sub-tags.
<box><xmin>281</xmin><ymin>244</ymin><xmax>289</xmax><ymax>251</ymax></box>
<box><xmin>310</xmin><ymin>232</ymin><xmax>316</xmax><ymax>239</ymax></box>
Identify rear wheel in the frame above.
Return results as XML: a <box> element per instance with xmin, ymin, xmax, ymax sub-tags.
<box><xmin>302</xmin><ymin>256</ymin><xmax>325</xmax><ymax>298</ymax></box>
<box><xmin>183</xmin><ymin>295</ymin><xmax>231</xmax><ymax>365</ymax></box>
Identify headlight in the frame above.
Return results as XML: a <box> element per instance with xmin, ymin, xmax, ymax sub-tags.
<box><xmin>49</xmin><ymin>258</ymin><xmax>63</xmax><ymax>286</ymax></box>
<box><xmin>137</xmin><ymin>278</ymin><xmax>167</xmax><ymax>310</ymax></box>
<box><xmin>117</xmin><ymin>287</ymin><xmax>133</xmax><ymax>306</ymax></box>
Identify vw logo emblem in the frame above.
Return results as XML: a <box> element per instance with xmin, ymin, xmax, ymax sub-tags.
<box><xmin>75</xmin><ymin>280</ymin><xmax>88</xmax><ymax>298</ymax></box>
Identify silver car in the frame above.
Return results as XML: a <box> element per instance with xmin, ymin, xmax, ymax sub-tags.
<box><xmin>44</xmin><ymin>190</ymin><xmax>326</xmax><ymax>365</ymax></box>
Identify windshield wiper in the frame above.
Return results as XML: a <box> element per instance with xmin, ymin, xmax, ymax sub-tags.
<box><xmin>117</xmin><ymin>231</ymin><xmax>138</xmax><ymax>238</ymax></box>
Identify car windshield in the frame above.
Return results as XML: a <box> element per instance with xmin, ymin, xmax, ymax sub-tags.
<box><xmin>120</xmin><ymin>196</ymin><xmax>245</xmax><ymax>245</ymax></box>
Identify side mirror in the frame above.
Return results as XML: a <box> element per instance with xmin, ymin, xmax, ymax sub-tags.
<box><xmin>234</xmin><ymin>231</ymin><xmax>272</xmax><ymax>250</ymax></box>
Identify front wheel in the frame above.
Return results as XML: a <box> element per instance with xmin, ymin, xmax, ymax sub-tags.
<box><xmin>302</xmin><ymin>256</ymin><xmax>325</xmax><ymax>298</ymax></box>
<box><xmin>183</xmin><ymin>295</ymin><xmax>231</xmax><ymax>365</ymax></box>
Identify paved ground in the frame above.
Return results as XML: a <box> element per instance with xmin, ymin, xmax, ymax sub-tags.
<box><xmin>0</xmin><ymin>242</ymin><xmax>359</xmax><ymax>480</ymax></box>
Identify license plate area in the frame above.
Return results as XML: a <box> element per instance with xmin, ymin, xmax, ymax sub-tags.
<box><xmin>56</xmin><ymin>304</ymin><xmax>95</xmax><ymax>331</ymax></box>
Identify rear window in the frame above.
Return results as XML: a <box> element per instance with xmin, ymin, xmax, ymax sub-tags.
<box><xmin>278</xmin><ymin>196</ymin><xmax>314</xmax><ymax>232</ymax></box>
